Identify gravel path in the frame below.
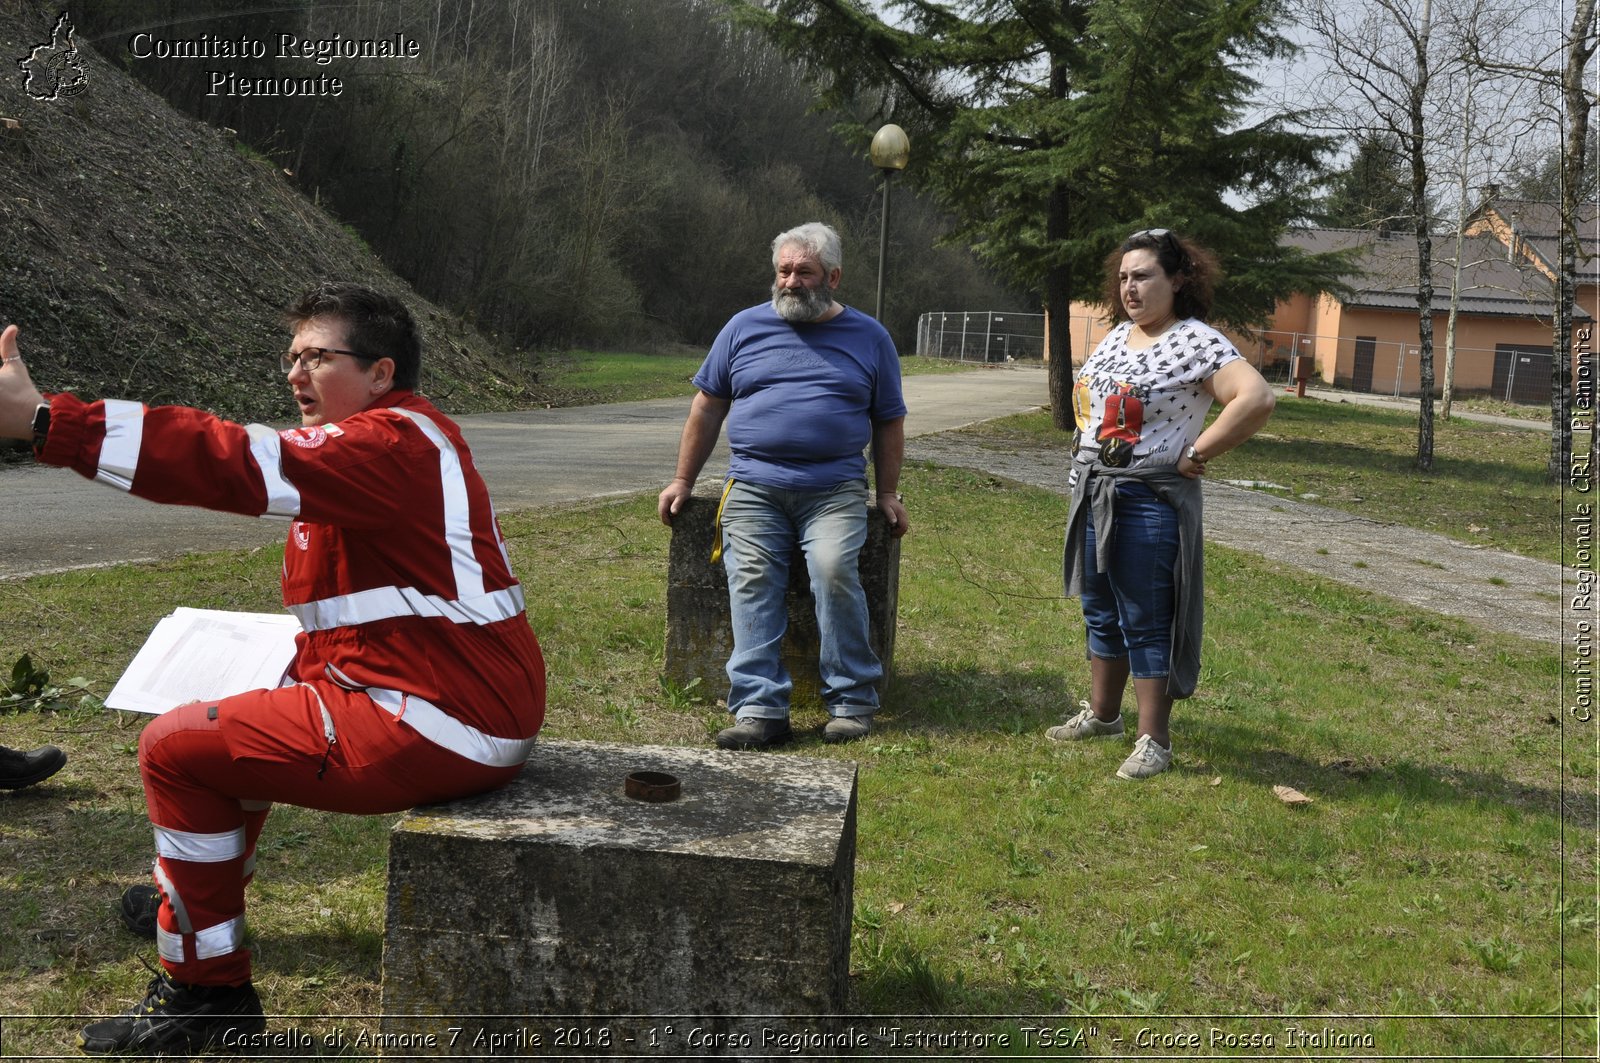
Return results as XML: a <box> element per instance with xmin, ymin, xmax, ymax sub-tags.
<box><xmin>907</xmin><ymin>433</ymin><xmax>1571</xmax><ymax>645</ymax></box>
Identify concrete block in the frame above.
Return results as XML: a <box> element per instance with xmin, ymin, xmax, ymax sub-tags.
<box><xmin>664</xmin><ymin>495</ymin><xmax>900</xmax><ymax>707</ymax></box>
<box><xmin>379</xmin><ymin>740</ymin><xmax>857</xmax><ymax>1056</ymax></box>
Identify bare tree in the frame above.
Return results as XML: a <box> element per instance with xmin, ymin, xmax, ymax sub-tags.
<box><xmin>469</xmin><ymin>0</ymin><xmax>574</xmax><ymax>324</ymax></box>
<box><xmin>1300</xmin><ymin>0</ymin><xmax>1452</xmax><ymax>470</ymax></box>
<box><xmin>1469</xmin><ymin>0</ymin><xmax>1598</xmax><ymax>481</ymax></box>
<box><xmin>1436</xmin><ymin>2</ymin><xmax>1547</xmax><ymax>419</ymax></box>
<box><xmin>1555</xmin><ymin>0</ymin><xmax>1598</xmax><ymax>483</ymax></box>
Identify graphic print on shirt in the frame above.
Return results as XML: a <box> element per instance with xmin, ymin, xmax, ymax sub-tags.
<box><xmin>1095</xmin><ymin>382</ymin><xmax>1143</xmax><ymax>467</ymax></box>
<box><xmin>1072</xmin><ymin>377</ymin><xmax>1093</xmax><ymax>433</ymax></box>
<box><xmin>1074</xmin><ymin>320</ymin><xmax>1242</xmax><ymax>470</ymax></box>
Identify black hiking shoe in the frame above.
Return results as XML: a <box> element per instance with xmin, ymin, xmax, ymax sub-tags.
<box><xmin>0</xmin><ymin>744</ymin><xmax>66</xmax><ymax>789</ymax></box>
<box><xmin>80</xmin><ymin>970</ymin><xmax>264</xmax><ymax>1056</ymax></box>
<box><xmin>120</xmin><ymin>884</ymin><xmax>160</xmax><ymax>940</ymax></box>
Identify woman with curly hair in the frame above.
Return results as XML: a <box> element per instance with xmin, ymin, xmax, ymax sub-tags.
<box><xmin>1048</xmin><ymin>228</ymin><xmax>1275</xmax><ymax>780</ymax></box>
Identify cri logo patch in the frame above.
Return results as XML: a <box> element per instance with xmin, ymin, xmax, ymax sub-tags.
<box><xmin>291</xmin><ymin>522</ymin><xmax>311</xmax><ymax>551</ymax></box>
<box><xmin>279</xmin><ymin>425</ymin><xmax>328</xmax><ymax>449</ymax></box>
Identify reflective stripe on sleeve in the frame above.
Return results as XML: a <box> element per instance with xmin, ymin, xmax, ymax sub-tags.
<box><xmin>366</xmin><ymin>686</ymin><xmax>535</xmax><ymax>768</ymax></box>
<box><xmin>245</xmin><ymin>423</ymin><xmax>302</xmax><ymax>518</ymax></box>
<box><xmin>393</xmin><ymin>408</ymin><xmax>486</xmax><ymax>600</ymax></box>
<box><xmin>489</xmin><ymin>499</ymin><xmax>513</xmax><ymax>572</ymax></box>
<box><xmin>287</xmin><ymin>583</ymin><xmax>526</xmax><ymax>631</ymax></box>
<box><xmin>94</xmin><ymin>399</ymin><xmax>145</xmax><ymax>491</ymax></box>
<box><xmin>153</xmin><ymin>824</ymin><xmax>246</xmax><ymax>864</ymax></box>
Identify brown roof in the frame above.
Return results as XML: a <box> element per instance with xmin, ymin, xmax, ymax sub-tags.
<box><xmin>1481</xmin><ymin>197</ymin><xmax>1600</xmax><ymax>235</ymax></box>
<box><xmin>1283</xmin><ymin>226</ymin><xmax>1590</xmax><ymax>320</ymax></box>
<box><xmin>1467</xmin><ymin>198</ymin><xmax>1600</xmax><ymax>283</ymax></box>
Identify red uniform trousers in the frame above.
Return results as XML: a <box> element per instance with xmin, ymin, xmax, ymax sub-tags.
<box><xmin>138</xmin><ymin>681</ymin><xmax>523</xmax><ymax>987</ymax></box>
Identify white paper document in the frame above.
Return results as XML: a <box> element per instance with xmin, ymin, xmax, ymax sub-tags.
<box><xmin>106</xmin><ymin>607</ymin><xmax>302</xmax><ymax>715</ymax></box>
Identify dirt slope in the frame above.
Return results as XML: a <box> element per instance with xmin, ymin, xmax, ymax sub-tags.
<box><xmin>0</xmin><ymin>4</ymin><xmax>542</xmax><ymax>426</ymax></box>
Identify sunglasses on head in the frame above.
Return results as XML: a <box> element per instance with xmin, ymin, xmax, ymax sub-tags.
<box><xmin>1127</xmin><ymin>227</ymin><xmax>1177</xmax><ymax>246</ymax></box>
<box><xmin>1124</xmin><ymin>228</ymin><xmax>1188</xmax><ymax>266</ymax></box>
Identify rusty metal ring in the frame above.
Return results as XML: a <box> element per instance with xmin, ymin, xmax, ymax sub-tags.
<box><xmin>625</xmin><ymin>770</ymin><xmax>681</xmax><ymax>802</ymax></box>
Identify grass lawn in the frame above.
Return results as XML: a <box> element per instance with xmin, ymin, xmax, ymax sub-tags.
<box><xmin>0</xmin><ymin>458</ymin><xmax>1585</xmax><ymax>1059</ymax></box>
<box><xmin>535</xmin><ymin>350</ymin><xmax>984</xmax><ymax>406</ymax></box>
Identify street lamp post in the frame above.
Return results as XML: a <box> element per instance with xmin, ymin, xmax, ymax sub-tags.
<box><xmin>869</xmin><ymin>123</ymin><xmax>910</xmax><ymax>322</ymax></box>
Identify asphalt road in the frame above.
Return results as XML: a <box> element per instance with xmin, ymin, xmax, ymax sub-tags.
<box><xmin>0</xmin><ymin>366</ymin><xmax>1049</xmax><ymax>580</ymax></box>
<box><xmin>2</xmin><ymin>363</ymin><xmax>1568</xmax><ymax>646</ymax></box>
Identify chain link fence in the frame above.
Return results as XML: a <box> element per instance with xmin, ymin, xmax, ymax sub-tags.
<box><xmin>915</xmin><ymin>311</ymin><xmax>1045</xmax><ymax>362</ymax></box>
<box><xmin>917</xmin><ymin>310</ymin><xmax>1554</xmax><ymax>406</ymax></box>
<box><xmin>1242</xmin><ymin>328</ymin><xmax>1555</xmax><ymax>404</ymax></box>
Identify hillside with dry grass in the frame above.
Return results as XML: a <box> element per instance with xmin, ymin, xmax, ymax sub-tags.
<box><xmin>0</xmin><ymin>3</ymin><xmax>542</xmax><ymax>429</ymax></box>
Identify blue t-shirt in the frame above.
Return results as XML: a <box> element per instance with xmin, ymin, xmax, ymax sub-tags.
<box><xmin>693</xmin><ymin>303</ymin><xmax>907</xmax><ymax>490</ymax></box>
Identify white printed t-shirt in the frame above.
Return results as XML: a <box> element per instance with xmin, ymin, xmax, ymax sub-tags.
<box><xmin>1071</xmin><ymin>319</ymin><xmax>1242</xmax><ymax>469</ymax></box>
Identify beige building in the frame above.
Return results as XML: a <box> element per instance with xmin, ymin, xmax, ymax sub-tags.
<box><xmin>1059</xmin><ymin>199</ymin><xmax>1594</xmax><ymax>402</ymax></box>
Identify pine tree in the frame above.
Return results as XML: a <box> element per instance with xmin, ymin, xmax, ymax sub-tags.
<box><xmin>1321</xmin><ymin>132</ymin><xmax>1425</xmax><ymax>230</ymax></box>
<box><xmin>728</xmin><ymin>0</ymin><xmax>1353</xmax><ymax>426</ymax></box>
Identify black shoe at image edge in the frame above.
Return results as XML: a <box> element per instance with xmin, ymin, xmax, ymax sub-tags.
<box><xmin>0</xmin><ymin>744</ymin><xmax>66</xmax><ymax>789</ymax></box>
<box><xmin>79</xmin><ymin>972</ymin><xmax>264</xmax><ymax>1056</ymax></box>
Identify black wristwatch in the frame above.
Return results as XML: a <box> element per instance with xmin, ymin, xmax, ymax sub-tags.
<box><xmin>30</xmin><ymin>402</ymin><xmax>50</xmax><ymax>453</ymax></box>
<box><xmin>1183</xmin><ymin>444</ymin><xmax>1205</xmax><ymax>463</ymax></box>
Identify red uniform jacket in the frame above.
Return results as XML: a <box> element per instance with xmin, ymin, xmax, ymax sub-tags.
<box><xmin>39</xmin><ymin>390</ymin><xmax>545</xmax><ymax>755</ymax></box>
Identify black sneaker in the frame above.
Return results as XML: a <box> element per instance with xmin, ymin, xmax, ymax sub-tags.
<box><xmin>120</xmin><ymin>885</ymin><xmax>160</xmax><ymax>940</ymax></box>
<box><xmin>0</xmin><ymin>744</ymin><xmax>66</xmax><ymax>789</ymax></box>
<box><xmin>715</xmin><ymin>716</ymin><xmax>793</xmax><ymax>750</ymax></box>
<box><xmin>80</xmin><ymin>971</ymin><xmax>264</xmax><ymax>1056</ymax></box>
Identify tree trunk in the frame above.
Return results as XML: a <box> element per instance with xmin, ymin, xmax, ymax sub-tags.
<box><xmin>1046</xmin><ymin>180</ymin><xmax>1073</xmax><ymax>431</ymax></box>
<box><xmin>1412</xmin><ymin>0</ymin><xmax>1435</xmax><ymax>472</ymax></box>
<box><xmin>1046</xmin><ymin>46</ymin><xmax>1073</xmax><ymax>431</ymax></box>
<box><xmin>1550</xmin><ymin>0</ymin><xmax>1596</xmax><ymax>482</ymax></box>
<box><xmin>1442</xmin><ymin>66</ymin><xmax>1476</xmax><ymax>422</ymax></box>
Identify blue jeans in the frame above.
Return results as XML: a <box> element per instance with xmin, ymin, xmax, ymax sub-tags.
<box><xmin>720</xmin><ymin>479</ymin><xmax>881</xmax><ymax>719</ymax></box>
<box><xmin>1079</xmin><ymin>482</ymin><xmax>1178</xmax><ymax>679</ymax></box>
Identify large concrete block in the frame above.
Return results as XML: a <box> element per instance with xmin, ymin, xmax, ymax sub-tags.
<box><xmin>664</xmin><ymin>495</ymin><xmax>900</xmax><ymax>707</ymax></box>
<box><xmin>380</xmin><ymin>740</ymin><xmax>857</xmax><ymax>1056</ymax></box>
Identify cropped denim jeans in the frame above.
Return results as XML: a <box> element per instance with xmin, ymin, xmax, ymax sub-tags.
<box><xmin>1079</xmin><ymin>481</ymin><xmax>1179</xmax><ymax>679</ymax></box>
<box><xmin>719</xmin><ymin>478</ymin><xmax>881</xmax><ymax>719</ymax></box>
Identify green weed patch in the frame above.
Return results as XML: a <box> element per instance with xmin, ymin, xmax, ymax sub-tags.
<box><xmin>0</xmin><ymin>464</ymin><xmax>1582</xmax><ymax>1058</ymax></box>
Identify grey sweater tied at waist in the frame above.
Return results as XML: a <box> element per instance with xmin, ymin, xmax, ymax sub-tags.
<box><xmin>1061</xmin><ymin>454</ymin><xmax>1205</xmax><ymax>699</ymax></box>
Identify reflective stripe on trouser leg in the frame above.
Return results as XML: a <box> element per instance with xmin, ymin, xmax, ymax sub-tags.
<box><xmin>157</xmin><ymin>913</ymin><xmax>247</xmax><ymax>965</ymax></box>
<box><xmin>150</xmin><ymin>825</ymin><xmax>249</xmax><ymax>966</ymax></box>
<box><xmin>240</xmin><ymin>799</ymin><xmax>271</xmax><ymax>885</ymax></box>
<box><xmin>138</xmin><ymin>701</ymin><xmax>258</xmax><ymax>984</ymax></box>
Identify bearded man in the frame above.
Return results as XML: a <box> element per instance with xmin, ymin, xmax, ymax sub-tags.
<box><xmin>658</xmin><ymin>222</ymin><xmax>908</xmax><ymax>749</ymax></box>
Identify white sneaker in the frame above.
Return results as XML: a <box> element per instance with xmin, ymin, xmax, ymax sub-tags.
<box><xmin>1046</xmin><ymin>701</ymin><xmax>1124</xmax><ymax>742</ymax></box>
<box><xmin>1116</xmin><ymin>734</ymin><xmax>1172</xmax><ymax>780</ymax></box>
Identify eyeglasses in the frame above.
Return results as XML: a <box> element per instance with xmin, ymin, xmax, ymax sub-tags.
<box><xmin>280</xmin><ymin>346</ymin><xmax>374</xmax><ymax>374</ymax></box>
